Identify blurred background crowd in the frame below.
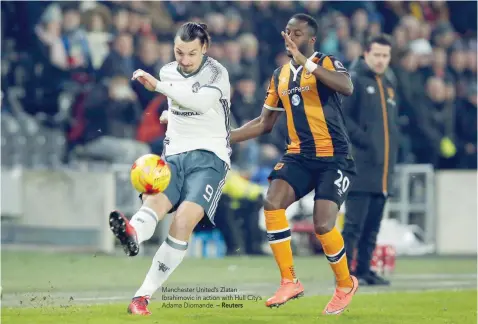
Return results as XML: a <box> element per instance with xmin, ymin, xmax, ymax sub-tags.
<box><xmin>1</xmin><ymin>1</ymin><xmax>476</xmax><ymax>254</ymax></box>
<box><xmin>1</xmin><ymin>1</ymin><xmax>477</xmax><ymax>174</ymax></box>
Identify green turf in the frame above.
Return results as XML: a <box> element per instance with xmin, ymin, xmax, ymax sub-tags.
<box><xmin>2</xmin><ymin>290</ymin><xmax>476</xmax><ymax>324</ymax></box>
<box><xmin>2</xmin><ymin>251</ymin><xmax>476</xmax><ymax>293</ymax></box>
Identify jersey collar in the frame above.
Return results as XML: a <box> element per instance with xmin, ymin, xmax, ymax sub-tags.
<box><xmin>289</xmin><ymin>52</ymin><xmax>318</xmax><ymax>81</ymax></box>
<box><xmin>289</xmin><ymin>51</ymin><xmax>318</xmax><ymax>69</ymax></box>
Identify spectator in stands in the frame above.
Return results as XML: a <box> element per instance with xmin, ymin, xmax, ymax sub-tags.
<box><xmin>164</xmin><ymin>1</ymin><xmax>190</xmax><ymax>23</ymax></box>
<box><xmin>77</xmin><ymin>74</ymin><xmax>149</xmax><ymax>163</ymax></box>
<box><xmin>34</xmin><ymin>4</ymin><xmax>66</xmax><ymax>70</ymax></box>
<box><xmin>82</xmin><ymin>4</ymin><xmax>113</xmax><ymax>70</ymax></box>
<box><xmin>136</xmin><ymin>96</ymin><xmax>168</xmax><ymax>156</ymax></box>
<box><xmin>238</xmin><ymin>33</ymin><xmax>261</xmax><ymax>84</ymax></box>
<box><xmin>455</xmin><ymin>83</ymin><xmax>477</xmax><ymax>169</ymax></box>
<box><xmin>224</xmin><ymin>9</ymin><xmax>243</xmax><ymax>39</ymax></box>
<box><xmin>351</xmin><ymin>9</ymin><xmax>369</xmax><ymax>45</ymax></box>
<box><xmin>426</xmin><ymin>47</ymin><xmax>453</xmax><ymax>82</ymax></box>
<box><xmin>392</xmin><ymin>26</ymin><xmax>408</xmax><ymax>53</ymax></box>
<box><xmin>111</xmin><ymin>6</ymin><xmax>129</xmax><ymax>35</ymax></box>
<box><xmin>420</xmin><ymin>21</ymin><xmax>432</xmax><ymax>40</ymax></box>
<box><xmin>231</xmin><ymin>72</ymin><xmax>258</xmax><ymax>126</ymax></box>
<box><xmin>147</xmin><ymin>2</ymin><xmax>175</xmax><ymax>37</ymax></box>
<box><xmin>222</xmin><ymin>39</ymin><xmax>243</xmax><ymax>84</ymax></box>
<box><xmin>157</xmin><ymin>42</ymin><xmax>173</xmax><ymax>66</ymax></box>
<box><xmin>205</xmin><ymin>12</ymin><xmax>228</xmax><ymax>43</ymax></box>
<box><xmin>60</xmin><ymin>4</ymin><xmax>94</xmax><ymax>75</ymax></box>
<box><xmin>449</xmin><ymin>41</ymin><xmax>470</xmax><ymax>99</ymax></box>
<box><xmin>465</xmin><ymin>41</ymin><xmax>477</xmax><ymax>84</ymax></box>
<box><xmin>401</xmin><ymin>15</ymin><xmax>421</xmax><ymax>41</ymax></box>
<box><xmin>99</xmin><ymin>32</ymin><xmax>135</xmax><ymax>80</ymax></box>
<box><xmin>334</xmin><ymin>15</ymin><xmax>351</xmax><ymax>59</ymax></box>
<box><xmin>230</xmin><ymin>72</ymin><xmax>261</xmax><ymax>173</ymax></box>
<box><xmin>344</xmin><ymin>39</ymin><xmax>363</xmax><ymax>68</ymax></box>
<box><xmin>431</xmin><ymin>22</ymin><xmax>456</xmax><ymax>50</ymax></box>
<box><xmin>410</xmin><ymin>38</ymin><xmax>433</xmax><ymax>70</ymax></box>
<box><xmin>367</xmin><ymin>13</ymin><xmax>383</xmax><ymax>37</ymax></box>
<box><xmin>413</xmin><ymin>77</ymin><xmax>457</xmax><ymax>167</ymax></box>
<box><xmin>393</xmin><ymin>48</ymin><xmax>421</xmax><ymax>163</ymax></box>
<box><xmin>133</xmin><ymin>36</ymin><xmax>161</xmax><ymax>109</ymax></box>
<box><xmin>126</xmin><ymin>6</ymin><xmax>150</xmax><ymax>36</ymax></box>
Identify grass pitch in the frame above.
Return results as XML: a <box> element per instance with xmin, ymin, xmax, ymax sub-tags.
<box><xmin>3</xmin><ymin>291</ymin><xmax>476</xmax><ymax>324</ymax></box>
<box><xmin>1</xmin><ymin>251</ymin><xmax>477</xmax><ymax>323</ymax></box>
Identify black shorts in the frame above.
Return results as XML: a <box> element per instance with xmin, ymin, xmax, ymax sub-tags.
<box><xmin>268</xmin><ymin>154</ymin><xmax>356</xmax><ymax>208</ymax></box>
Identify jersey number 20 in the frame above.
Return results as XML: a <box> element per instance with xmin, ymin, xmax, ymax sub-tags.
<box><xmin>334</xmin><ymin>170</ymin><xmax>350</xmax><ymax>193</ymax></box>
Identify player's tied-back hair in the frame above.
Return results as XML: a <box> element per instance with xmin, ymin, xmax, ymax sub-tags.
<box><xmin>176</xmin><ymin>22</ymin><xmax>212</xmax><ymax>47</ymax></box>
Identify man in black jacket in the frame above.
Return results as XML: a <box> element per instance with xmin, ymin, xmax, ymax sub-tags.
<box><xmin>342</xmin><ymin>35</ymin><xmax>399</xmax><ymax>286</ymax></box>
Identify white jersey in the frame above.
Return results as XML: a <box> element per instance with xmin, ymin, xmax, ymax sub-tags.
<box><xmin>159</xmin><ymin>56</ymin><xmax>232</xmax><ymax>166</ymax></box>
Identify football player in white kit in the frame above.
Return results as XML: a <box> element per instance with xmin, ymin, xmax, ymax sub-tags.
<box><xmin>108</xmin><ymin>22</ymin><xmax>231</xmax><ymax>316</ymax></box>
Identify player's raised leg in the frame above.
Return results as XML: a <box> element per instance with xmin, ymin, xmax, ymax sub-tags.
<box><xmin>110</xmin><ymin>157</ymin><xmax>181</xmax><ymax>257</ymax></box>
<box><xmin>109</xmin><ymin>194</ymin><xmax>173</xmax><ymax>257</ymax></box>
<box><xmin>264</xmin><ymin>179</ymin><xmax>304</xmax><ymax>308</ymax></box>
<box><xmin>129</xmin><ymin>150</ymin><xmax>228</xmax><ymax>315</ymax></box>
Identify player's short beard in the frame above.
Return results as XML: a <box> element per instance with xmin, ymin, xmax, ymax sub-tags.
<box><xmin>299</xmin><ymin>43</ymin><xmax>311</xmax><ymax>56</ymax></box>
<box><xmin>286</xmin><ymin>43</ymin><xmax>310</xmax><ymax>60</ymax></box>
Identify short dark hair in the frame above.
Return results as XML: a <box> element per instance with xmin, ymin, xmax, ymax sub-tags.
<box><xmin>365</xmin><ymin>34</ymin><xmax>393</xmax><ymax>52</ymax></box>
<box><xmin>291</xmin><ymin>13</ymin><xmax>319</xmax><ymax>37</ymax></box>
<box><xmin>176</xmin><ymin>22</ymin><xmax>211</xmax><ymax>47</ymax></box>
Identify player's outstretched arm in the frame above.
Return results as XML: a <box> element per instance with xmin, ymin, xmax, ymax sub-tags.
<box><xmin>230</xmin><ymin>107</ymin><xmax>281</xmax><ymax>144</ymax></box>
<box><xmin>132</xmin><ymin>69</ymin><xmax>220</xmax><ymax>114</ymax></box>
<box><xmin>308</xmin><ymin>63</ymin><xmax>353</xmax><ymax>96</ymax></box>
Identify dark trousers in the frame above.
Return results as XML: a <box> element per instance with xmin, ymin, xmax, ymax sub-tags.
<box><xmin>342</xmin><ymin>192</ymin><xmax>387</xmax><ymax>275</ymax></box>
<box><xmin>214</xmin><ymin>196</ymin><xmax>265</xmax><ymax>255</ymax></box>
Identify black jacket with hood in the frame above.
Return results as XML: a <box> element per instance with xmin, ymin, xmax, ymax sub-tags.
<box><xmin>343</xmin><ymin>58</ymin><xmax>400</xmax><ymax>195</ymax></box>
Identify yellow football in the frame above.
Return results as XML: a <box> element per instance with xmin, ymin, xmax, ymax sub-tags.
<box><xmin>130</xmin><ymin>154</ymin><xmax>171</xmax><ymax>194</ymax></box>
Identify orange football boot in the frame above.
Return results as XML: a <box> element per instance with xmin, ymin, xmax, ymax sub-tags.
<box><xmin>266</xmin><ymin>279</ymin><xmax>304</xmax><ymax>308</ymax></box>
<box><xmin>323</xmin><ymin>275</ymin><xmax>359</xmax><ymax>315</ymax></box>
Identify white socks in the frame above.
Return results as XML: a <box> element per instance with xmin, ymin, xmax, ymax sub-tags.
<box><xmin>130</xmin><ymin>207</ymin><xmax>158</xmax><ymax>244</ymax></box>
<box><xmin>134</xmin><ymin>235</ymin><xmax>188</xmax><ymax>298</ymax></box>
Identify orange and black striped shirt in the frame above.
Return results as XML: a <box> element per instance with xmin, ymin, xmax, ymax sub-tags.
<box><xmin>264</xmin><ymin>52</ymin><xmax>352</xmax><ymax>158</ymax></box>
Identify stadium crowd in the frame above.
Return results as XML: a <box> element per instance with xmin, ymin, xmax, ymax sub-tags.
<box><xmin>1</xmin><ymin>1</ymin><xmax>477</xmax><ymax>174</ymax></box>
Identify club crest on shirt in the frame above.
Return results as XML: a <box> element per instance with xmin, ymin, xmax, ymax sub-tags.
<box><xmin>334</xmin><ymin>60</ymin><xmax>345</xmax><ymax>70</ymax></box>
<box><xmin>274</xmin><ymin>163</ymin><xmax>284</xmax><ymax>171</ymax></box>
<box><xmin>304</xmin><ymin>70</ymin><xmax>312</xmax><ymax>79</ymax></box>
<box><xmin>192</xmin><ymin>82</ymin><xmax>200</xmax><ymax>93</ymax></box>
<box><xmin>291</xmin><ymin>94</ymin><xmax>301</xmax><ymax>106</ymax></box>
